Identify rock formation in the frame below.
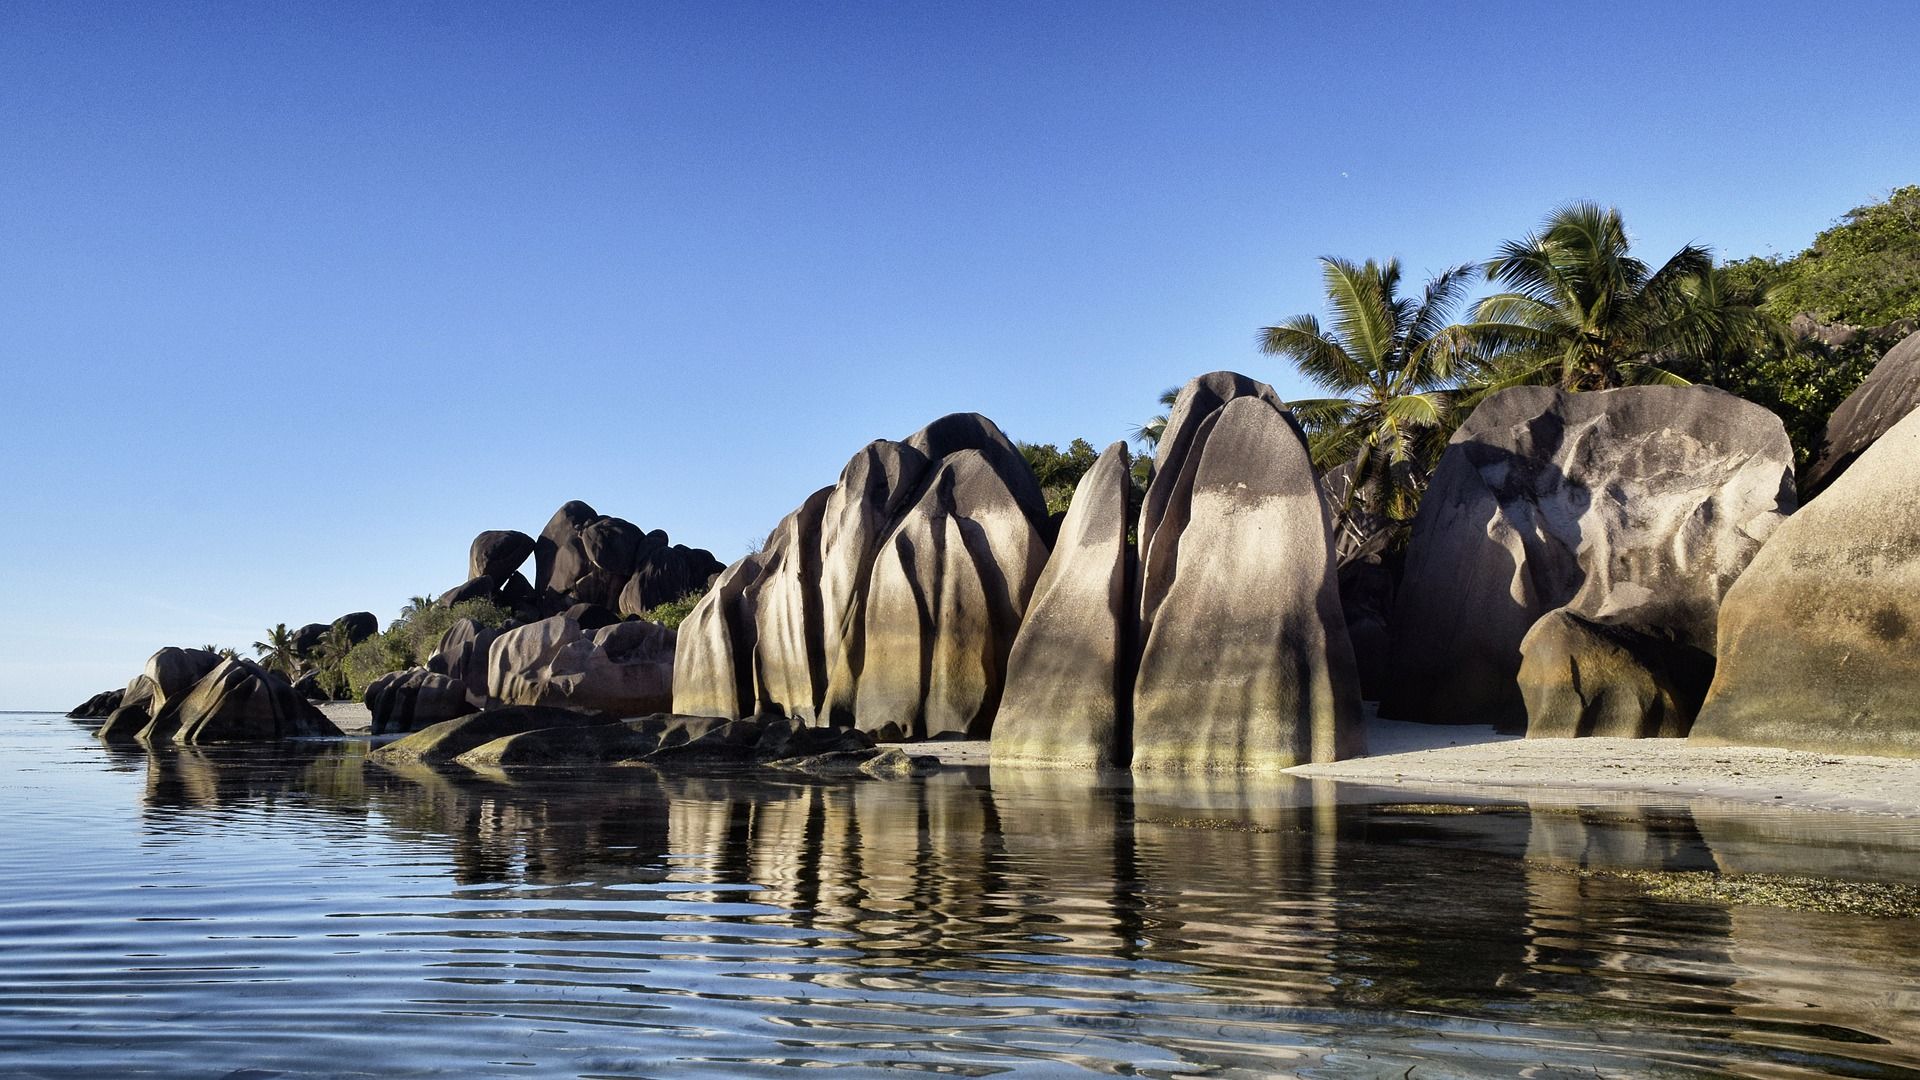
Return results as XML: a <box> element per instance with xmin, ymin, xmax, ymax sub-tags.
<box><xmin>97</xmin><ymin>647</ymin><xmax>223</xmax><ymax>741</ymax></box>
<box><xmin>424</xmin><ymin>617</ymin><xmax>500</xmax><ymax>710</ymax></box>
<box><xmin>364</xmin><ymin>668</ymin><xmax>476</xmax><ymax>735</ymax></box>
<box><xmin>1801</xmin><ymin>328</ymin><xmax>1920</xmax><ymax>498</ymax></box>
<box><xmin>1691</xmin><ymin>406</ymin><xmax>1920</xmax><ymax>756</ymax></box>
<box><xmin>1383</xmin><ymin>385</ymin><xmax>1796</xmax><ymax>735</ymax></box>
<box><xmin>66</xmin><ymin>688</ymin><xmax>124</xmax><ymax>720</ymax></box>
<box><xmin>991</xmin><ymin>441</ymin><xmax>1137</xmax><ymax>767</ymax></box>
<box><xmin>673</xmin><ymin>413</ymin><xmax>1051</xmax><ymax>740</ymax></box>
<box><xmin>143</xmin><ymin>658</ymin><xmax>341</xmax><ymax>744</ymax></box>
<box><xmin>1130</xmin><ymin>383</ymin><xmax>1363</xmax><ymax>771</ymax></box>
<box><xmin>469</xmin><ymin>529</ymin><xmax>536</xmax><ymax>584</ymax></box>
<box><xmin>1516</xmin><ymin>609</ymin><xmax>1711</xmax><ymax>738</ymax></box>
<box><xmin>487</xmin><ymin>613</ymin><xmax>676</xmax><ymax>715</ymax></box>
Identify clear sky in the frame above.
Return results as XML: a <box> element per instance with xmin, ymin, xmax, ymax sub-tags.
<box><xmin>4</xmin><ymin>1</ymin><xmax>1917</xmax><ymax>708</ymax></box>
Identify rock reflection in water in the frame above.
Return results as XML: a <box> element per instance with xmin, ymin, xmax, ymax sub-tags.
<box><xmin>91</xmin><ymin>736</ymin><xmax>1920</xmax><ymax>1077</ymax></box>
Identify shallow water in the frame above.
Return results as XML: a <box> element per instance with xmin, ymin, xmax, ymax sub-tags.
<box><xmin>3</xmin><ymin>712</ymin><xmax>1919</xmax><ymax>1078</ymax></box>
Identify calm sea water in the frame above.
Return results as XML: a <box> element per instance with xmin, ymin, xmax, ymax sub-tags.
<box><xmin>3</xmin><ymin>711</ymin><xmax>1918</xmax><ymax>1079</ymax></box>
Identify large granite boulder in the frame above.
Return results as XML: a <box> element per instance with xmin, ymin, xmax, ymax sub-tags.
<box><xmin>1383</xmin><ymin>386</ymin><xmax>1796</xmax><ymax>733</ymax></box>
<box><xmin>1802</xmin><ymin>329</ymin><xmax>1920</xmax><ymax>498</ymax></box>
<box><xmin>674</xmin><ymin>413</ymin><xmax>1049</xmax><ymax>740</ymax></box>
<box><xmin>488</xmin><ymin>614</ymin><xmax>676</xmax><ymax>715</ymax></box>
<box><xmin>365</xmin><ymin>667</ymin><xmax>477</xmax><ymax>735</ymax></box>
<box><xmin>438</xmin><ymin>575</ymin><xmax>496</xmax><ymax>608</ymax></box>
<box><xmin>67</xmin><ymin>688</ymin><xmax>124</xmax><ymax>720</ymax></box>
<box><xmin>1130</xmin><ymin>382</ymin><xmax>1363</xmax><ymax>772</ymax></box>
<box><xmin>97</xmin><ymin>647</ymin><xmax>223</xmax><ymax>741</ymax></box>
<box><xmin>851</xmin><ymin>446</ymin><xmax>1050</xmax><ymax>740</ymax></box>
<box><xmin>337</xmin><ymin>612</ymin><xmax>378</xmax><ymax>644</ymax></box>
<box><xmin>1691</xmin><ymin>406</ymin><xmax>1920</xmax><ymax>756</ymax></box>
<box><xmin>469</xmin><ymin>529</ymin><xmax>536</xmax><ymax>583</ymax></box>
<box><xmin>1517</xmin><ymin>609</ymin><xmax>1710</xmax><ymax>739</ymax></box>
<box><xmin>532</xmin><ymin>500</ymin><xmax>600</xmax><ymax>595</ymax></box>
<box><xmin>750</xmin><ymin>487</ymin><xmax>835</xmax><ymax>723</ymax></box>
<box><xmin>146</xmin><ymin>658</ymin><xmax>342</xmax><ymax>744</ymax></box>
<box><xmin>991</xmin><ymin>441</ymin><xmax>1137</xmax><ymax>768</ymax></box>
<box><xmin>424</xmin><ymin>617</ymin><xmax>501</xmax><ymax>709</ymax></box>
<box><xmin>289</xmin><ymin>622</ymin><xmax>330</xmax><ymax>659</ymax></box>
<box><xmin>671</xmin><ymin>554</ymin><xmax>769</xmax><ymax>719</ymax></box>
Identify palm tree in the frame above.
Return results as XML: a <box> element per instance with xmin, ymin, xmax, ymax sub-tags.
<box><xmin>1129</xmin><ymin>387</ymin><xmax>1181</xmax><ymax>449</ymax></box>
<box><xmin>1659</xmin><ymin>264</ymin><xmax>1791</xmax><ymax>386</ymax></box>
<box><xmin>1260</xmin><ymin>256</ymin><xmax>1476</xmax><ymax>550</ymax></box>
<box><xmin>1470</xmin><ymin>201</ymin><xmax>1712</xmax><ymax>391</ymax></box>
<box><xmin>312</xmin><ymin>621</ymin><xmax>359</xmax><ymax>700</ymax></box>
<box><xmin>252</xmin><ymin>623</ymin><xmax>298</xmax><ymax>677</ymax></box>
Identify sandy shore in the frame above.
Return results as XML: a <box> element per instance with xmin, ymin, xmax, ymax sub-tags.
<box><xmin>1289</xmin><ymin>718</ymin><xmax>1920</xmax><ymax>817</ymax></box>
<box><xmin>318</xmin><ymin>701</ymin><xmax>371</xmax><ymax>735</ymax></box>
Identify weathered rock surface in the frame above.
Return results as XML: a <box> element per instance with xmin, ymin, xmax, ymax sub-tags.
<box><xmin>367</xmin><ymin>706</ymin><xmax>617</xmax><ymax>766</ymax></box>
<box><xmin>1517</xmin><ymin>609</ymin><xmax>1710</xmax><ymax>739</ymax></box>
<box><xmin>147</xmin><ymin>658</ymin><xmax>342</xmax><ymax>744</ymax></box>
<box><xmin>992</xmin><ymin>441</ymin><xmax>1137</xmax><ymax>767</ymax></box>
<box><xmin>67</xmin><ymin>688</ymin><xmax>124</xmax><ymax>720</ymax></box>
<box><xmin>469</xmin><ymin>529</ymin><xmax>536</xmax><ymax>583</ymax></box>
<box><xmin>674</xmin><ymin>413</ymin><xmax>1049</xmax><ymax>741</ymax></box>
<box><xmin>408</xmin><ymin>711</ymin><xmax>879</xmax><ymax>773</ymax></box>
<box><xmin>852</xmin><ymin>446</ymin><xmax>1050</xmax><ymax>740</ymax></box>
<box><xmin>1802</xmin><ymin>329</ymin><xmax>1920</xmax><ymax>498</ymax></box>
<box><xmin>289</xmin><ymin>622</ymin><xmax>330</xmax><ymax>659</ymax></box>
<box><xmin>488</xmin><ymin>614</ymin><xmax>676</xmax><ymax>715</ymax></box>
<box><xmin>1131</xmin><ymin>384</ymin><xmax>1363</xmax><ymax>772</ymax></box>
<box><xmin>438</xmin><ymin>575</ymin><xmax>496</xmax><ymax>608</ymax></box>
<box><xmin>1384</xmin><ymin>385</ymin><xmax>1796</xmax><ymax>734</ymax></box>
<box><xmin>425</xmin><ymin>617</ymin><xmax>500</xmax><ymax>710</ymax></box>
<box><xmin>365</xmin><ymin>668</ymin><xmax>477</xmax><ymax>735</ymax></box>
<box><xmin>1692</xmin><ymin>406</ymin><xmax>1920</xmax><ymax>756</ymax></box>
<box><xmin>337</xmin><ymin>612</ymin><xmax>378</xmax><ymax>644</ymax></box>
<box><xmin>291</xmin><ymin>672</ymin><xmax>328</xmax><ymax>701</ymax></box>
<box><xmin>98</xmin><ymin>647</ymin><xmax>224</xmax><ymax>741</ymax></box>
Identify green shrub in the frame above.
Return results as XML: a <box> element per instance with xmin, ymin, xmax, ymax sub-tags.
<box><xmin>344</xmin><ymin>596</ymin><xmax>514</xmax><ymax>701</ymax></box>
<box><xmin>641</xmin><ymin>590</ymin><xmax>706</xmax><ymax>630</ymax></box>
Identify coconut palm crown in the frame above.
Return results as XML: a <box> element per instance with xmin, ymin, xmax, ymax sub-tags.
<box><xmin>1471</xmin><ymin>201</ymin><xmax>1714</xmax><ymax>391</ymax></box>
<box><xmin>1259</xmin><ymin>256</ymin><xmax>1475</xmax><ymax>548</ymax></box>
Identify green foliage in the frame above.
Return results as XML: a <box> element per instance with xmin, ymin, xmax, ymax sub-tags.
<box><xmin>1469</xmin><ymin>201</ymin><xmax>1719</xmax><ymax>391</ymax></box>
<box><xmin>640</xmin><ymin>590</ymin><xmax>706</xmax><ymax>630</ymax></box>
<box><xmin>343</xmin><ymin>596</ymin><xmax>514</xmax><ymax>701</ymax></box>
<box><xmin>1019</xmin><ymin>438</ymin><xmax>1101</xmax><ymax>515</ymax></box>
<box><xmin>1130</xmin><ymin>386</ymin><xmax>1181</xmax><ymax>449</ymax></box>
<box><xmin>252</xmin><ymin>622</ymin><xmax>298</xmax><ymax>677</ymax></box>
<box><xmin>1261</xmin><ymin>256</ymin><xmax>1475</xmax><ymax>551</ymax></box>
<box><xmin>1760</xmin><ymin>186</ymin><xmax>1920</xmax><ymax>326</ymax></box>
<box><xmin>1705</xmin><ymin>326</ymin><xmax>1884</xmax><ymax>472</ymax></box>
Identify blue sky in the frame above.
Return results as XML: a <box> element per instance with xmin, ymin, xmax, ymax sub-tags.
<box><xmin>4</xmin><ymin>1</ymin><xmax>1918</xmax><ymax>708</ymax></box>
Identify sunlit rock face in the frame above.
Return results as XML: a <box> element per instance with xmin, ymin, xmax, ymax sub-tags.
<box><xmin>145</xmin><ymin>658</ymin><xmax>341</xmax><ymax>744</ymax></box>
<box><xmin>991</xmin><ymin>441</ymin><xmax>1137</xmax><ymax>768</ymax></box>
<box><xmin>1801</xmin><ymin>328</ymin><xmax>1920</xmax><ymax>499</ymax></box>
<box><xmin>1693</xmin><ymin>406</ymin><xmax>1920</xmax><ymax>757</ymax></box>
<box><xmin>97</xmin><ymin>647</ymin><xmax>224</xmax><ymax>742</ymax></box>
<box><xmin>673</xmin><ymin>413</ymin><xmax>1051</xmax><ymax>739</ymax></box>
<box><xmin>1383</xmin><ymin>385</ymin><xmax>1796</xmax><ymax>735</ymax></box>
<box><xmin>1130</xmin><ymin>380</ymin><xmax>1363</xmax><ymax>773</ymax></box>
<box><xmin>487</xmin><ymin>613</ymin><xmax>676</xmax><ymax>716</ymax></box>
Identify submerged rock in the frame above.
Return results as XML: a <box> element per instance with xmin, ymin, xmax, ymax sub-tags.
<box><xmin>367</xmin><ymin>706</ymin><xmax>617</xmax><ymax>766</ymax></box>
<box><xmin>1691</xmin><ymin>406</ymin><xmax>1920</xmax><ymax>756</ymax></box>
<box><xmin>1384</xmin><ymin>385</ymin><xmax>1795</xmax><ymax>734</ymax></box>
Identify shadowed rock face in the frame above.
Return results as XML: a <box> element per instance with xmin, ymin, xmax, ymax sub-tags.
<box><xmin>426</xmin><ymin>617</ymin><xmax>501</xmax><ymax>710</ymax></box>
<box><xmin>145</xmin><ymin>658</ymin><xmax>342</xmax><ymax>744</ymax></box>
<box><xmin>67</xmin><ymin>688</ymin><xmax>124</xmax><ymax>720</ymax></box>
<box><xmin>488</xmin><ymin>614</ymin><xmax>676</xmax><ymax>716</ymax></box>
<box><xmin>1518</xmin><ymin>610</ymin><xmax>1710</xmax><ymax>739</ymax></box>
<box><xmin>469</xmin><ymin>529</ymin><xmax>536</xmax><ymax>583</ymax></box>
<box><xmin>673</xmin><ymin>413</ymin><xmax>1050</xmax><ymax>740</ymax></box>
<box><xmin>1131</xmin><ymin>389</ymin><xmax>1363</xmax><ymax>772</ymax></box>
<box><xmin>991</xmin><ymin>441</ymin><xmax>1137</xmax><ymax>768</ymax></box>
<box><xmin>1692</xmin><ymin>406</ymin><xmax>1920</xmax><ymax>757</ymax></box>
<box><xmin>365</xmin><ymin>668</ymin><xmax>476</xmax><ymax>735</ymax></box>
<box><xmin>1384</xmin><ymin>385</ymin><xmax>1796</xmax><ymax>734</ymax></box>
<box><xmin>492</xmin><ymin>502</ymin><xmax>722</xmax><ymax>619</ymax></box>
<box><xmin>1802</xmin><ymin>329</ymin><xmax>1920</xmax><ymax>499</ymax></box>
